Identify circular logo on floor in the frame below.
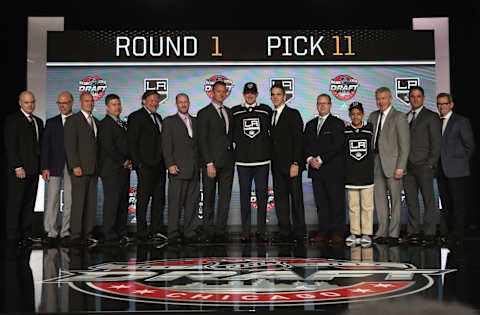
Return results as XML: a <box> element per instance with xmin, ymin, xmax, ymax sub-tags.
<box><xmin>43</xmin><ymin>257</ymin><xmax>455</xmax><ymax>307</ymax></box>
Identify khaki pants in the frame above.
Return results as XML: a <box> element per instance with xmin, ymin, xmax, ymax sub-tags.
<box><xmin>347</xmin><ymin>187</ymin><xmax>374</xmax><ymax>235</ymax></box>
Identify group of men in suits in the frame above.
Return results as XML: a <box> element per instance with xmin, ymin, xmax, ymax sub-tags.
<box><xmin>4</xmin><ymin>83</ymin><xmax>475</xmax><ymax>247</ymax></box>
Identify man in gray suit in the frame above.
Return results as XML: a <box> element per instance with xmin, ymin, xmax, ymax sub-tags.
<box><xmin>64</xmin><ymin>92</ymin><xmax>99</xmax><ymax>246</ymax></box>
<box><xmin>368</xmin><ymin>87</ymin><xmax>410</xmax><ymax>245</ymax></box>
<box><xmin>403</xmin><ymin>86</ymin><xmax>442</xmax><ymax>245</ymax></box>
<box><xmin>162</xmin><ymin>93</ymin><xmax>200</xmax><ymax>245</ymax></box>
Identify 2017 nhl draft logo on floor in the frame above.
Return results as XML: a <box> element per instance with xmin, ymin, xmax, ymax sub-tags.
<box><xmin>43</xmin><ymin>257</ymin><xmax>455</xmax><ymax>307</ymax></box>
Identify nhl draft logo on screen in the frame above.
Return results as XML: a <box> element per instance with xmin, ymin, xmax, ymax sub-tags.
<box><xmin>79</xmin><ymin>76</ymin><xmax>107</xmax><ymax>101</ymax></box>
<box><xmin>270</xmin><ymin>78</ymin><xmax>294</xmax><ymax>103</ymax></box>
<box><xmin>204</xmin><ymin>75</ymin><xmax>234</xmax><ymax>98</ymax></box>
<box><xmin>43</xmin><ymin>257</ymin><xmax>455</xmax><ymax>307</ymax></box>
<box><xmin>329</xmin><ymin>75</ymin><xmax>359</xmax><ymax>101</ymax></box>
<box><xmin>395</xmin><ymin>77</ymin><xmax>420</xmax><ymax>106</ymax></box>
<box><xmin>144</xmin><ymin>78</ymin><xmax>169</xmax><ymax>104</ymax></box>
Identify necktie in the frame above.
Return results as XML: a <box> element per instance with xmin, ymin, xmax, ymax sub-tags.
<box><xmin>409</xmin><ymin>111</ymin><xmax>416</xmax><ymax>128</ymax></box>
<box><xmin>374</xmin><ymin>111</ymin><xmax>383</xmax><ymax>153</ymax></box>
<box><xmin>87</xmin><ymin>115</ymin><xmax>96</xmax><ymax>137</ymax></box>
<box><xmin>219</xmin><ymin>106</ymin><xmax>228</xmax><ymax>134</ymax></box>
<box><xmin>184</xmin><ymin>116</ymin><xmax>193</xmax><ymax>137</ymax></box>
<box><xmin>317</xmin><ymin>117</ymin><xmax>325</xmax><ymax>136</ymax></box>
<box><xmin>27</xmin><ymin>115</ymin><xmax>38</xmax><ymax>142</ymax></box>
<box><xmin>272</xmin><ymin>110</ymin><xmax>277</xmax><ymax>127</ymax></box>
<box><xmin>151</xmin><ymin>113</ymin><xmax>161</xmax><ymax>132</ymax></box>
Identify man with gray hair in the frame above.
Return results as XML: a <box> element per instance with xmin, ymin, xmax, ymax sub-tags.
<box><xmin>41</xmin><ymin>91</ymin><xmax>74</xmax><ymax>245</ymax></box>
<box><xmin>4</xmin><ymin>91</ymin><xmax>44</xmax><ymax>246</ymax></box>
<box><xmin>368</xmin><ymin>87</ymin><xmax>410</xmax><ymax>245</ymax></box>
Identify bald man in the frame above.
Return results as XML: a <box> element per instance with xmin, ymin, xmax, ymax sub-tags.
<box><xmin>41</xmin><ymin>91</ymin><xmax>74</xmax><ymax>245</ymax></box>
<box><xmin>4</xmin><ymin>91</ymin><xmax>44</xmax><ymax>246</ymax></box>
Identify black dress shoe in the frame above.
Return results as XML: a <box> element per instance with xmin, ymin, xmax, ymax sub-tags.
<box><xmin>421</xmin><ymin>235</ymin><xmax>435</xmax><ymax>246</ymax></box>
<box><xmin>374</xmin><ymin>236</ymin><xmax>388</xmax><ymax>244</ymax></box>
<box><xmin>69</xmin><ymin>237</ymin><xmax>83</xmax><ymax>246</ymax></box>
<box><xmin>151</xmin><ymin>232</ymin><xmax>168</xmax><ymax>241</ymax></box>
<box><xmin>60</xmin><ymin>236</ymin><xmax>71</xmax><ymax>246</ymax></box>
<box><xmin>407</xmin><ymin>234</ymin><xmax>420</xmax><ymax>243</ymax></box>
<box><xmin>387</xmin><ymin>237</ymin><xmax>399</xmax><ymax>245</ymax></box>
<box><xmin>240</xmin><ymin>232</ymin><xmax>251</xmax><ymax>243</ymax></box>
<box><xmin>119</xmin><ymin>235</ymin><xmax>135</xmax><ymax>244</ymax></box>
<box><xmin>255</xmin><ymin>232</ymin><xmax>269</xmax><ymax>243</ymax></box>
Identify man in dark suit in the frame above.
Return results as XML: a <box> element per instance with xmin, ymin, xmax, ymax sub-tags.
<box><xmin>98</xmin><ymin>94</ymin><xmax>133</xmax><ymax>244</ymax></box>
<box><xmin>304</xmin><ymin>94</ymin><xmax>345</xmax><ymax>244</ymax></box>
<box><xmin>436</xmin><ymin>92</ymin><xmax>475</xmax><ymax>245</ymax></box>
<box><xmin>41</xmin><ymin>91</ymin><xmax>73</xmax><ymax>245</ymax></box>
<box><xmin>197</xmin><ymin>81</ymin><xmax>235</xmax><ymax>242</ymax></box>
<box><xmin>162</xmin><ymin>93</ymin><xmax>201</xmax><ymax>245</ymax></box>
<box><xmin>270</xmin><ymin>84</ymin><xmax>306</xmax><ymax>243</ymax></box>
<box><xmin>403</xmin><ymin>86</ymin><xmax>442</xmax><ymax>245</ymax></box>
<box><xmin>64</xmin><ymin>92</ymin><xmax>99</xmax><ymax>246</ymax></box>
<box><xmin>4</xmin><ymin>91</ymin><xmax>44</xmax><ymax>246</ymax></box>
<box><xmin>127</xmin><ymin>90</ymin><xmax>167</xmax><ymax>242</ymax></box>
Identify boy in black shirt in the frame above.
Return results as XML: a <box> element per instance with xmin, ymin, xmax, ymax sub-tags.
<box><xmin>344</xmin><ymin>102</ymin><xmax>374</xmax><ymax>247</ymax></box>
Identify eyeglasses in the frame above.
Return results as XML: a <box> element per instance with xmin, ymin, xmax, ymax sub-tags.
<box><xmin>436</xmin><ymin>102</ymin><xmax>450</xmax><ymax>106</ymax></box>
<box><xmin>57</xmin><ymin>102</ymin><xmax>72</xmax><ymax>105</ymax></box>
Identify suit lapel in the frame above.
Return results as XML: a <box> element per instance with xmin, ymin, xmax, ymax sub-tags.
<box><xmin>275</xmin><ymin>105</ymin><xmax>288</xmax><ymax>129</ymax></box>
<box><xmin>443</xmin><ymin>113</ymin><xmax>456</xmax><ymax>138</ymax></box>
<box><xmin>175</xmin><ymin>113</ymin><xmax>192</xmax><ymax>139</ymax></box>
<box><xmin>79</xmin><ymin>112</ymin><xmax>96</xmax><ymax>139</ymax></box>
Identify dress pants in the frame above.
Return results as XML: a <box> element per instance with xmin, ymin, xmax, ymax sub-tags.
<box><xmin>271</xmin><ymin>166</ymin><xmax>306</xmax><ymax>238</ymax></box>
<box><xmin>374</xmin><ymin>154</ymin><xmax>403</xmax><ymax>238</ymax></box>
<box><xmin>201</xmin><ymin>164</ymin><xmax>234</xmax><ymax>237</ymax></box>
<box><xmin>437</xmin><ymin>166</ymin><xmax>469</xmax><ymax>242</ymax></box>
<box><xmin>167</xmin><ymin>173</ymin><xmax>200</xmax><ymax>239</ymax></box>
<box><xmin>6</xmin><ymin>173</ymin><xmax>39</xmax><ymax>240</ymax></box>
<box><xmin>44</xmin><ymin>164</ymin><xmax>72</xmax><ymax>238</ymax></box>
<box><xmin>70</xmin><ymin>174</ymin><xmax>98</xmax><ymax>240</ymax></box>
<box><xmin>312</xmin><ymin>175</ymin><xmax>345</xmax><ymax>237</ymax></box>
<box><xmin>101</xmin><ymin>168</ymin><xmax>130</xmax><ymax>241</ymax></box>
<box><xmin>404</xmin><ymin>164</ymin><xmax>437</xmax><ymax>236</ymax></box>
<box><xmin>135</xmin><ymin>165</ymin><xmax>166</xmax><ymax>238</ymax></box>
<box><xmin>237</xmin><ymin>164</ymin><xmax>269</xmax><ymax>234</ymax></box>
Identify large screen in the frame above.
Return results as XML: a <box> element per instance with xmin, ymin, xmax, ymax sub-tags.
<box><xmin>43</xmin><ymin>30</ymin><xmax>438</xmax><ymax>229</ymax></box>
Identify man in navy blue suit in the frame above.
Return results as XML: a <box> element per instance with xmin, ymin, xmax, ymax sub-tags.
<box><xmin>41</xmin><ymin>91</ymin><xmax>73</xmax><ymax>245</ymax></box>
<box><xmin>436</xmin><ymin>92</ymin><xmax>475</xmax><ymax>245</ymax></box>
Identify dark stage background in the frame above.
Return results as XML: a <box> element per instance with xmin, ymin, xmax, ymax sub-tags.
<box><xmin>3</xmin><ymin>1</ymin><xmax>479</xmax><ymax>240</ymax></box>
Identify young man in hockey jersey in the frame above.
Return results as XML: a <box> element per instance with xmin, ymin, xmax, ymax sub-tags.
<box><xmin>232</xmin><ymin>82</ymin><xmax>273</xmax><ymax>242</ymax></box>
<box><xmin>344</xmin><ymin>102</ymin><xmax>375</xmax><ymax>247</ymax></box>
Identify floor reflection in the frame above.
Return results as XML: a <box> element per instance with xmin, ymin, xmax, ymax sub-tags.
<box><xmin>1</xmin><ymin>240</ymin><xmax>478</xmax><ymax>313</ymax></box>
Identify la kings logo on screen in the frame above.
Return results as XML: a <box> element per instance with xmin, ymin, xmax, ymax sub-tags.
<box><xmin>395</xmin><ymin>77</ymin><xmax>419</xmax><ymax>106</ymax></box>
<box><xmin>43</xmin><ymin>257</ymin><xmax>455</xmax><ymax>307</ymax></box>
<box><xmin>349</xmin><ymin>139</ymin><xmax>367</xmax><ymax>161</ymax></box>
<box><xmin>270</xmin><ymin>78</ymin><xmax>294</xmax><ymax>103</ymax></box>
<box><xmin>144</xmin><ymin>78</ymin><xmax>169</xmax><ymax>104</ymax></box>
<box><xmin>243</xmin><ymin>118</ymin><xmax>260</xmax><ymax>138</ymax></box>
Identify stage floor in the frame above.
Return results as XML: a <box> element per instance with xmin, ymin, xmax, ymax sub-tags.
<box><xmin>2</xmin><ymin>236</ymin><xmax>480</xmax><ymax>314</ymax></box>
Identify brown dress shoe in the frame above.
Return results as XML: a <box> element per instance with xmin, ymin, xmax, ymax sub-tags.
<box><xmin>310</xmin><ymin>235</ymin><xmax>328</xmax><ymax>242</ymax></box>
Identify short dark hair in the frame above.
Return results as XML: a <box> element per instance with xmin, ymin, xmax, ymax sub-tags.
<box><xmin>437</xmin><ymin>92</ymin><xmax>453</xmax><ymax>103</ymax></box>
<box><xmin>212</xmin><ymin>81</ymin><xmax>227</xmax><ymax>90</ymax></box>
<box><xmin>270</xmin><ymin>84</ymin><xmax>285</xmax><ymax>94</ymax></box>
<box><xmin>175</xmin><ymin>93</ymin><xmax>189</xmax><ymax>102</ymax></box>
<box><xmin>141</xmin><ymin>90</ymin><xmax>160</xmax><ymax>101</ymax></box>
<box><xmin>105</xmin><ymin>93</ymin><xmax>120</xmax><ymax>105</ymax></box>
<box><xmin>317</xmin><ymin>93</ymin><xmax>332</xmax><ymax>103</ymax></box>
<box><xmin>409</xmin><ymin>86</ymin><xmax>425</xmax><ymax>96</ymax></box>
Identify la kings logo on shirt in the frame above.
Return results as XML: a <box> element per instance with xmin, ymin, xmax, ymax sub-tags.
<box><xmin>349</xmin><ymin>139</ymin><xmax>367</xmax><ymax>161</ymax></box>
<box><xmin>243</xmin><ymin>118</ymin><xmax>260</xmax><ymax>138</ymax></box>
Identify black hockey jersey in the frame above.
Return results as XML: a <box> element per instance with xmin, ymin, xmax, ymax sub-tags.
<box><xmin>344</xmin><ymin>122</ymin><xmax>374</xmax><ymax>188</ymax></box>
<box><xmin>231</xmin><ymin>103</ymin><xmax>273</xmax><ymax>165</ymax></box>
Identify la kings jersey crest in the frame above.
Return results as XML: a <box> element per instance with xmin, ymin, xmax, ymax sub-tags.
<box><xmin>349</xmin><ymin>139</ymin><xmax>368</xmax><ymax>161</ymax></box>
<box><xmin>243</xmin><ymin>117</ymin><xmax>260</xmax><ymax>138</ymax></box>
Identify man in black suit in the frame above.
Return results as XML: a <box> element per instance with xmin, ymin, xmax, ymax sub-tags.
<box><xmin>4</xmin><ymin>91</ymin><xmax>44</xmax><ymax>246</ymax></box>
<box><xmin>403</xmin><ymin>86</ymin><xmax>442</xmax><ymax>245</ymax></box>
<box><xmin>64</xmin><ymin>92</ymin><xmax>99</xmax><ymax>246</ymax></box>
<box><xmin>98</xmin><ymin>94</ymin><xmax>133</xmax><ymax>244</ymax></box>
<box><xmin>41</xmin><ymin>91</ymin><xmax>73</xmax><ymax>245</ymax></box>
<box><xmin>304</xmin><ymin>94</ymin><xmax>345</xmax><ymax>244</ymax></box>
<box><xmin>270</xmin><ymin>85</ymin><xmax>306</xmax><ymax>243</ymax></box>
<box><xmin>127</xmin><ymin>91</ymin><xmax>167</xmax><ymax>242</ymax></box>
<box><xmin>197</xmin><ymin>81</ymin><xmax>235</xmax><ymax>242</ymax></box>
<box><xmin>162</xmin><ymin>93</ymin><xmax>201</xmax><ymax>245</ymax></box>
<box><xmin>436</xmin><ymin>92</ymin><xmax>475</xmax><ymax>245</ymax></box>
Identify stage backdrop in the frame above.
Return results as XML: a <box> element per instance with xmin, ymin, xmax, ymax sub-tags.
<box><xmin>44</xmin><ymin>30</ymin><xmax>438</xmax><ymax>229</ymax></box>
